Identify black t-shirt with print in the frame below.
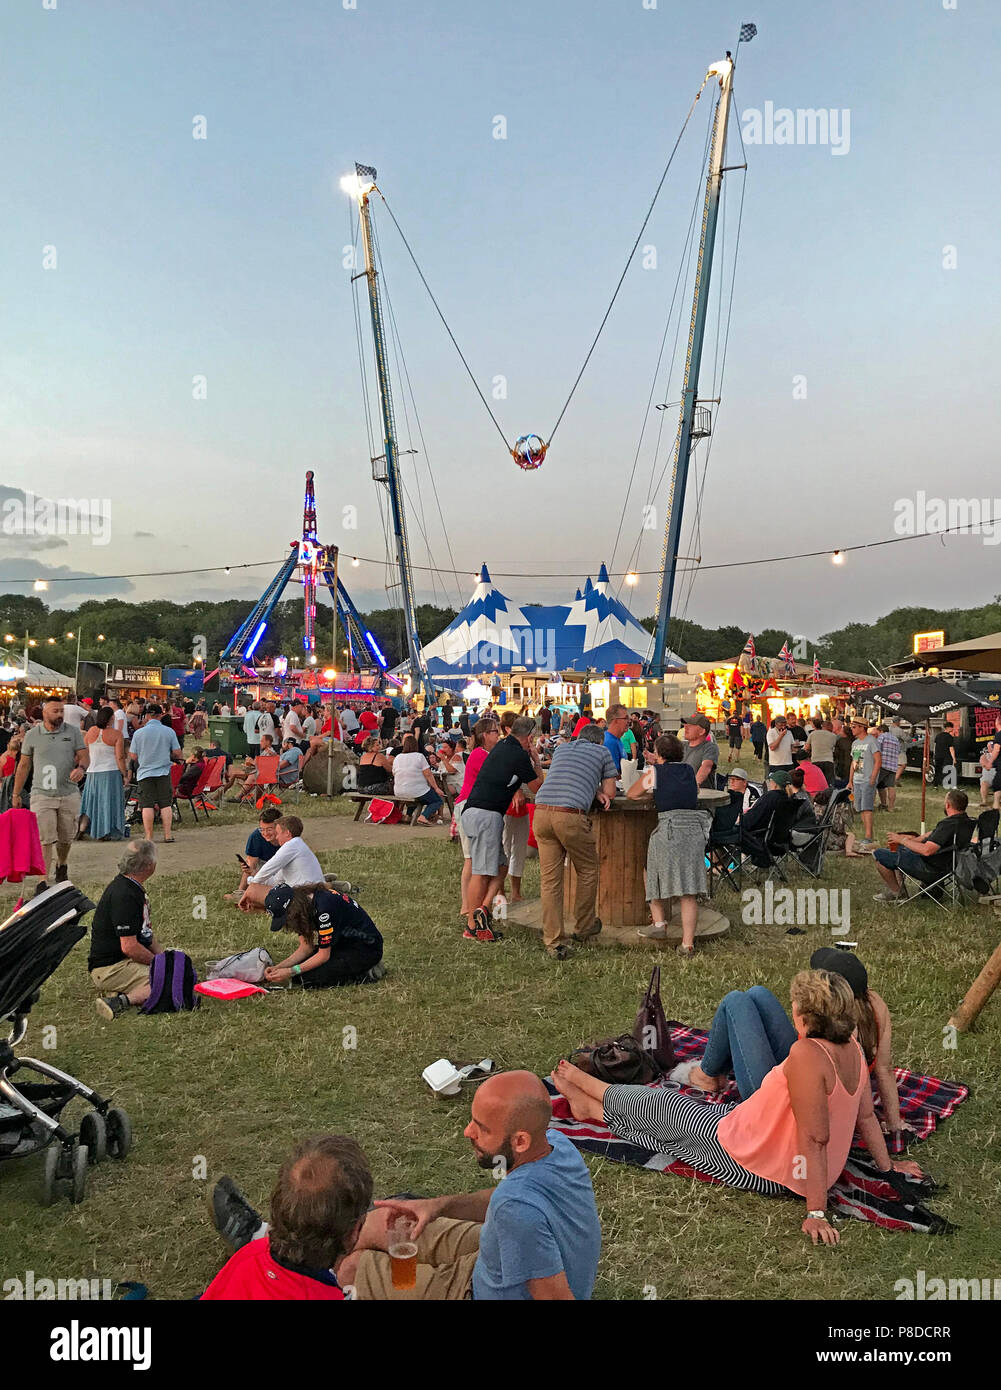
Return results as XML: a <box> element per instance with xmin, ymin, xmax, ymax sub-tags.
<box><xmin>310</xmin><ymin>888</ymin><xmax>382</xmax><ymax>952</ymax></box>
<box><xmin>463</xmin><ymin>736</ymin><xmax>538</xmax><ymax>816</ymax></box>
<box><xmin>88</xmin><ymin>874</ymin><xmax>152</xmax><ymax>969</ymax></box>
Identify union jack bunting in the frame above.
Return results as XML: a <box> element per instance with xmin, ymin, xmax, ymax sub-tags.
<box><xmin>813</xmin><ymin>656</ymin><xmax>821</xmax><ymax>682</ymax></box>
<box><xmin>741</xmin><ymin>633</ymin><xmax>756</xmax><ymax>660</ymax></box>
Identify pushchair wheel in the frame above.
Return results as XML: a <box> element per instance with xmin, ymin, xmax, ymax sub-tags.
<box><xmin>80</xmin><ymin>1110</ymin><xmax>107</xmax><ymax>1165</ymax></box>
<box><xmin>41</xmin><ymin>1143</ymin><xmax>61</xmax><ymax>1206</ymax></box>
<box><xmin>70</xmin><ymin>1142</ymin><xmax>88</xmax><ymax>1203</ymax></box>
<box><xmin>106</xmin><ymin>1107</ymin><xmax>132</xmax><ymax>1160</ymax></box>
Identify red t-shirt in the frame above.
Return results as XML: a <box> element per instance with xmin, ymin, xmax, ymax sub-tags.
<box><xmin>457</xmin><ymin>745</ymin><xmax>488</xmax><ymax>802</ymax></box>
<box><xmin>358</xmin><ymin>710</ymin><xmax>378</xmax><ymax>731</ymax></box>
<box><xmin>572</xmin><ymin>716</ymin><xmax>591</xmax><ymax>738</ymax></box>
<box><xmin>200</xmin><ymin>1238</ymin><xmax>346</xmax><ymax>1301</ymax></box>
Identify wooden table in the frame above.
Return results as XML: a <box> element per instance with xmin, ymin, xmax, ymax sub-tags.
<box><xmin>562</xmin><ymin>787</ymin><xmax>729</xmax><ymax>929</ymax></box>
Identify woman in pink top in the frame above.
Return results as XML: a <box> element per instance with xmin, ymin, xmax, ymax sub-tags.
<box><xmin>455</xmin><ymin>719</ymin><xmax>501</xmax><ymax>918</ymax></box>
<box><xmin>552</xmin><ymin>970</ymin><xmax>923</xmax><ymax>1245</ymax></box>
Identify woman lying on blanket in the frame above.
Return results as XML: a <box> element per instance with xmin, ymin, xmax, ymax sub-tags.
<box><xmin>552</xmin><ymin>968</ymin><xmax>923</xmax><ymax>1247</ymax></box>
<box><xmin>679</xmin><ymin>948</ymin><xmax>910</xmax><ymax>1142</ymax></box>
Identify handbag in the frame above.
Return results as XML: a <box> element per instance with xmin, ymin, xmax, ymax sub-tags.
<box><xmin>570</xmin><ymin>1034</ymin><xmax>658</xmax><ymax>1084</ymax></box>
<box><xmin>206</xmin><ymin>947</ymin><xmax>273</xmax><ymax>983</ymax></box>
<box><xmin>633</xmin><ymin>966</ymin><xmax>677</xmax><ymax>1071</ymax></box>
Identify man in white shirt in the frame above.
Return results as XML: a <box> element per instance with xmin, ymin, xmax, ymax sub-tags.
<box><xmin>109</xmin><ymin>698</ymin><xmax>130</xmax><ymax>741</ymax></box>
<box><xmin>340</xmin><ymin>705</ymin><xmax>360</xmax><ymax>736</ymax></box>
<box><xmin>239</xmin><ymin>815</ymin><xmax>325</xmax><ymax>910</ymax></box>
<box><xmin>257</xmin><ymin>701</ymin><xmax>276</xmax><ymax>746</ymax></box>
<box><xmin>282</xmin><ymin>701</ymin><xmax>307</xmax><ymax>747</ymax></box>
<box><xmin>61</xmin><ymin>695</ymin><xmax>86</xmax><ymax>731</ymax></box>
<box><xmin>243</xmin><ymin>701</ymin><xmax>263</xmax><ymax>755</ymax></box>
<box><xmin>301</xmin><ymin>709</ymin><xmax>317</xmax><ymax>739</ymax></box>
<box><xmin>766</xmin><ymin>717</ymin><xmax>794</xmax><ymax>776</ymax></box>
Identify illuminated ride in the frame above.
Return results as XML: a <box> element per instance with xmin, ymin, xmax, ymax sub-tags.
<box><xmin>219</xmin><ymin>470</ymin><xmax>388</xmax><ymax>689</ymax></box>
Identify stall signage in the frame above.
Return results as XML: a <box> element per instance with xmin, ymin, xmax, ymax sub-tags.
<box><xmin>110</xmin><ymin>666</ymin><xmax>162</xmax><ymax>685</ymax></box>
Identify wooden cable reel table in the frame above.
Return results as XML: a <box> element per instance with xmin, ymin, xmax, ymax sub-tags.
<box><xmin>510</xmin><ymin>786</ymin><xmax>731</xmax><ymax>948</ymax></box>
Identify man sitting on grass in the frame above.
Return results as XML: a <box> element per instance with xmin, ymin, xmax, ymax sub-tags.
<box><xmin>239</xmin><ymin>815</ymin><xmax>325</xmax><ymax>910</ymax></box>
<box><xmin>203</xmin><ymin>1134</ymin><xmax>372</xmax><ymax>1300</ymax></box>
<box><xmin>225</xmin><ymin>805</ymin><xmax>282</xmax><ymax>903</ymax></box>
<box><xmin>872</xmin><ymin>788</ymin><xmax>976</xmax><ymax>903</ymax></box>
<box><xmin>88</xmin><ymin>840</ymin><xmax>163</xmax><ymax>1020</ymax></box>
<box><xmin>210</xmin><ymin>1072</ymin><xmax>601</xmax><ymax>1300</ymax></box>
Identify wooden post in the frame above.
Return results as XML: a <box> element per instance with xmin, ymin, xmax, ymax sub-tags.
<box><xmin>949</xmin><ymin>937</ymin><xmax>1001</xmax><ymax>1032</ymax></box>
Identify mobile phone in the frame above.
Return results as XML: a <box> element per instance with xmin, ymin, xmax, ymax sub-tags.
<box><xmin>236</xmin><ymin>854</ymin><xmax>249</xmax><ymax>868</ymax></box>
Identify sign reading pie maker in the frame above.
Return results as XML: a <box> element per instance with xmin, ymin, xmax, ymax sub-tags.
<box><xmin>110</xmin><ymin>666</ymin><xmax>162</xmax><ymax>685</ymax></box>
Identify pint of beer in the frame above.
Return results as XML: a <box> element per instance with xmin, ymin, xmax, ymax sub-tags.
<box><xmin>389</xmin><ymin>1239</ymin><xmax>418</xmax><ymax>1290</ymax></box>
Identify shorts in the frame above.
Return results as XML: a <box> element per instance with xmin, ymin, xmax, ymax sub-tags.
<box><xmin>460</xmin><ymin>806</ymin><xmax>505</xmax><ymax>876</ymax></box>
<box><xmin>137</xmin><ymin>774</ymin><xmax>173</xmax><ymax>809</ymax></box>
<box><xmin>29</xmin><ymin>792</ymin><xmax>81</xmax><ymax>847</ymax></box>
<box><xmin>872</xmin><ymin>847</ymin><xmax>937</xmax><ymax>883</ymax></box>
<box><xmin>728</xmin><ymin>735</ymin><xmax>743</xmax><ymax>748</ymax></box>
<box><xmin>877</xmin><ymin>768</ymin><xmax>897</xmax><ymax>789</ymax></box>
<box><xmin>980</xmin><ymin>768</ymin><xmax>996</xmax><ymax>788</ymax></box>
<box><xmin>853</xmin><ymin>778</ymin><xmax>876</xmax><ymax>813</ymax></box>
<box><xmin>90</xmin><ymin>958</ymin><xmax>149</xmax><ymax>996</ymax></box>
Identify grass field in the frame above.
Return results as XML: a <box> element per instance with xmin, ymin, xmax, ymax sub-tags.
<box><xmin>1</xmin><ymin>773</ymin><xmax>998</xmax><ymax>1301</ymax></box>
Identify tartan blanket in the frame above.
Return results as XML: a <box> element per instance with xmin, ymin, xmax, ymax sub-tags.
<box><xmin>546</xmin><ymin>1023</ymin><xmax>969</xmax><ymax>1233</ymax></box>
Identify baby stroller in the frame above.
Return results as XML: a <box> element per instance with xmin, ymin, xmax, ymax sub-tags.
<box><xmin>0</xmin><ymin>882</ymin><xmax>132</xmax><ymax>1205</ymax></box>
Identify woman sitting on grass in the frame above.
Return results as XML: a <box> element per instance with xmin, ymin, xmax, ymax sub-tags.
<box><xmin>552</xmin><ymin>968</ymin><xmax>922</xmax><ymax>1245</ymax></box>
<box><xmin>263</xmin><ymin>882</ymin><xmax>385</xmax><ymax>988</ymax></box>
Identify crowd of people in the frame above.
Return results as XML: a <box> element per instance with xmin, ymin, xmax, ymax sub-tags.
<box><xmin>0</xmin><ymin>683</ymin><xmax>978</xmax><ymax>1299</ymax></box>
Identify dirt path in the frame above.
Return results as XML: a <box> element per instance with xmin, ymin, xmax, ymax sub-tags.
<box><xmin>0</xmin><ymin>805</ymin><xmax>449</xmax><ymax>899</ymax></box>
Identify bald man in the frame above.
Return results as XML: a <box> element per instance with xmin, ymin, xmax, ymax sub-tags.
<box><xmin>340</xmin><ymin>1071</ymin><xmax>601</xmax><ymax>1300</ymax></box>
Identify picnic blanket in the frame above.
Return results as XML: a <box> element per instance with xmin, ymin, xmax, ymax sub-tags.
<box><xmin>546</xmin><ymin>1023</ymin><xmax>969</xmax><ymax>1234</ymax></box>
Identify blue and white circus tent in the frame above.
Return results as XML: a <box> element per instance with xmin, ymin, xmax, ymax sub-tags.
<box><xmin>400</xmin><ymin>563</ymin><xmax>682</xmax><ymax>683</ymax></box>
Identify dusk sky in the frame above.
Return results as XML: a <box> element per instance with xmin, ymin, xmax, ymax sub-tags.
<box><xmin>2</xmin><ymin>0</ymin><xmax>998</xmax><ymax>648</ymax></box>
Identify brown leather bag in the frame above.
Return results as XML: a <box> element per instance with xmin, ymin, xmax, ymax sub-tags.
<box><xmin>570</xmin><ymin>1035</ymin><xmax>659</xmax><ymax>1084</ymax></box>
<box><xmin>633</xmin><ymin>966</ymin><xmax>677</xmax><ymax>1072</ymax></box>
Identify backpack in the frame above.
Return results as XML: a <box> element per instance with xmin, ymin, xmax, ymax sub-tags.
<box><xmin>142</xmin><ymin>950</ymin><xmax>200</xmax><ymax>1013</ymax></box>
<box><xmin>206</xmin><ymin>947</ymin><xmax>272</xmax><ymax>983</ymax></box>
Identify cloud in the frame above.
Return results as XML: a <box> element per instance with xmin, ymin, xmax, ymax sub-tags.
<box><xmin>0</xmin><ymin>557</ymin><xmax>135</xmax><ymax>600</ymax></box>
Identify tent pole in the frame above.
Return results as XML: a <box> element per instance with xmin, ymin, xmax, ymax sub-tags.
<box><xmin>921</xmin><ymin>719</ymin><xmax>929</xmax><ymax>835</ymax></box>
<box><xmin>949</xmin><ymin>936</ymin><xmax>1001</xmax><ymax>1032</ymax></box>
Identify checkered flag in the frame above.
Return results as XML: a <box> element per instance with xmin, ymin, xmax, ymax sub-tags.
<box><xmin>739</xmin><ymin>22</ymin><xmax>757</xmax><ymax>43</ymax></box>
<box><xmin>356</xmin><ymin>162</ymin><xmax>377</xmax><ymax>183</ymax></box>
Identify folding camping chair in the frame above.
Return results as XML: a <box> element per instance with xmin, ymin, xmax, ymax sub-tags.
<box><xmin>239</xmin><ymin>755</ymin><xmax>280</xmax><ymax>807</ymax></box>
<box><xmin>707</xmin><ymin>796</ymin><xmax>743</xmax><ymax>896</ymax></box>
<box><xmin>897</xmin><ymin>816</ymin><xmax>976</xmax><ymax>910</ymax></box>
<box><xmin>753</xmin><ymin>798</ymin><xmax>804</xmax><ymax>883</ymax></box>
<box><xmin>777</xmin><ymin>785</ymin><xmax>853</xmax><ymax>879</ymax></box>
<box><xmin>189</xmin><ymin>756</ymin><xmax>226</xmax><ymax>819</ymax></box>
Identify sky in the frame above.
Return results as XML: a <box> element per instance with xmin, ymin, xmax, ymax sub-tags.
<box><xmin>2</xmin><ymin>0</ymin><xmax>999</xmax><ymax>650</ymax></box>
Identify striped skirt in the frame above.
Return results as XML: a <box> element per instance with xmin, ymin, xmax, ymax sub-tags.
<box><xmin>645</xmin><ymin>808</ymin><xmax>711</xmax><ymax>900</ymax></box>
<box><xmin>603</xmin><ymin>1084</ymin><xmax>788</xmax><ymax>1196</ymax></box>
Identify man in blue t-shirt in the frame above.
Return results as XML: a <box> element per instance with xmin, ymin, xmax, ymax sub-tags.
<box><xmin>128</xmin><ymin>705</ymin><xmax>183</xmax><ymax>842</ymax></box>
<box><xmin>602</xmin><ymin>704</ymin><xmax>629</xmax><ymax>774</ymax></box>
<box><xmin>340</xmin><ymin>1071</ymin><xmax>601</xmax><ymax>1300</ymax></box>
<box><xmin>227</xmin><ymin>806</ymin><xmax>282</xmax><ymax>902</ymax></box>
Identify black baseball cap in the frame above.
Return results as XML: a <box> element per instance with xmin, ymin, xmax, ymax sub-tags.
<box><xmin>265</xmin><ymin>884</ymin><xmax>295</xmax><ymax>931</ymax></box>
<box><xmin>810</xmin><ymin>947</ymin><xmax>868</xmax><ymax>998</ymax></box>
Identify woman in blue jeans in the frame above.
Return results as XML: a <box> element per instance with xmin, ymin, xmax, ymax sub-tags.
<box><xmin>681</xmin><ymin>985</ymin><xmax>797</xmax><ymax>1099</ymax></box>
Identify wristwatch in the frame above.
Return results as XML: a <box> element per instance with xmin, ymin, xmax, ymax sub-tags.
<box><xmin>807</xmin><ymin>1210</ymin><xmax>827</xmax><ymax>1221</ymax></box>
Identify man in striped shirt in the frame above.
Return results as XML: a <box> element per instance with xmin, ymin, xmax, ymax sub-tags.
<box><xmin>533</xmin><ymin>725</ymin><xmax>618</xmax><ymax>961</ymax></box>
<box><xmin>876</xmin><ymin>723</ymin><xmax>902</xmax><ymax>812</ymax></box>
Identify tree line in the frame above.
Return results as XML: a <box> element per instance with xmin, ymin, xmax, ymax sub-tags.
<box><xmin>2</xmin><ymin>591</ymin><xmax>996</xmax><ymax>677</ymax></box>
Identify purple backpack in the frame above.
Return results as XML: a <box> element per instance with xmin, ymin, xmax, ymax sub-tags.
<box><xmin>142</xmin><ymin>950</ymin><xmax>200</xmax><ymax>1013</ymax></box>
